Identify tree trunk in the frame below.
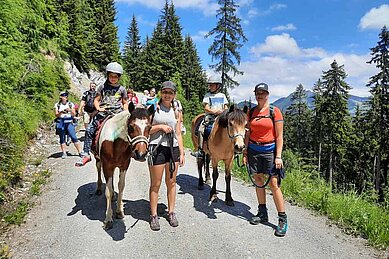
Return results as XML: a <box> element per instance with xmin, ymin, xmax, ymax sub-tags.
<box><xmin>329</xmin><ymin>149</ymin><xmax>333</xmax><ymax>189</ymax></box>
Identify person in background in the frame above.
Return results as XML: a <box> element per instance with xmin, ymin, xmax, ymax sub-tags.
<box><xmin>127</xmin><ymin>88</ymin><xmax>139</xmax><ymax>106</ymax></box>
<box><xmin>79</xmin><ymin>82</ymin><xmax>97</xmax><ymax>130</ymax></box>
<box><xmin>54</xmin><ymin>91</ymin><xmax>83</xmax><ymax>159</ymax></box>
<box><xmin>75</xmin><ymin>62</ymin><xmax>128</xmax><ymax>167</ymax></box>
<box><xmin>148</xmin><ymin>81</ymin><xmax>185</xmax><ymax>231</ymax></box>
<box><xmin>145</xmin><ymin>88</ymin><xmax>158</xmax><ymax>109</ymax></box>
<box><xmin>141</xmin><ymin>89</ymin><xmax>150</xmax><ymax>107</ymax></box>
<box><xmin>243</xmin><ymin>82</ymin><xmax>288</xmax><ymax>237</ymax></box>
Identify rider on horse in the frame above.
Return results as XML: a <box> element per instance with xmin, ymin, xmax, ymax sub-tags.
<box><xmin>75</xmin><ymin>62</ymin><xmax>129</xmax><ymax>167</ymax></box>
<box><xmin>192</xmin><ymin>75</ymin><xmax>228</xmax><ymax>158</ymax></box>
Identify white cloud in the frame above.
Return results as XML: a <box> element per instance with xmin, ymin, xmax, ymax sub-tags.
<box><xmin>229</xmin><ymin>35</ymin><xmax>377</xmax><ymax>103</ymax></box>
<box><xmin>359</xmin><ymin>4</ymin><xmax>389</xmax><ymax>30</ymax></box>
<box><xmin>191</xmin><ymin>30</ymin><xmax>209</xmax><ymax>42</ymax></box>
<box><xmin>271</xmin><ymin>23</ymin><xmax>296</xmax><ymax>31</ymax></box>
<box><xmin>116</xmin><ymin>0</ymin><xmax>219</xmax><ymax>16</ymax></box>
<box><xmin>250</xmin><ymin>33</ymin><xmax>327</xmax><ymax>59</ymax></box>
<box><xmin>247</xmin><ymin>8</ymin><xmax>259</xmax><ymax>18</ymax></box>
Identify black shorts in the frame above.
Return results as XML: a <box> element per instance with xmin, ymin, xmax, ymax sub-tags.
<box><xmin>150</xmin><ymin>145</ymin><xmax>180</xmax><ymax>166</ymax></box>
<box><xmin>247</xmin><ymin>149</ymin><xmax>275</xmax><ymax>175</ymax></box>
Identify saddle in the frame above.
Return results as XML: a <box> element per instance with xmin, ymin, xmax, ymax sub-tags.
<box><xmin>91</xmin><ymin>114</ymin><xmax>114</xmax><ymax>156</ymax></box>
<box><xmin>194</xmin><ymin>117</ymin><xmax>214</xmax><ymax>141</ymax></box>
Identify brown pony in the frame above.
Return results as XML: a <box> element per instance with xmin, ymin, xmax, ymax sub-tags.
<box><xmin>191</xmin><ymin>105</ymin><xmax>248</xmax><ymax>206</ymax></box>
<box><xmin>94</xmin><ymin>102</ymin><xmax>154</xmax><ymax>229</ymax></box>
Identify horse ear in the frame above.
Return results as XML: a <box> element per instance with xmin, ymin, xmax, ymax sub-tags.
<box><xmin>128</xmin><ymin>102</ymin><xmax>135</xmax><ymax>113</ymax></box>
<box><xmin>228</xmin><ymin>104</ymin><xmax>235</xmax><ymax>113</ymax></box>
<box><xmin>243</xmin><ymin>105</ymin><xmax>248</xmax><ymax>114</ymax></box>
<box><xmin>147</xmin><ymin>104</ymin><xmax>155</xmax><ymax>115</ymax></box>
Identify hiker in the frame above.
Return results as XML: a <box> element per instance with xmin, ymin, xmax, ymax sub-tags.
<box><xmin>243</xmin><ymin>82</ymin><xmax>288</xmax><ymax>237</ymax></box>
<box><xmin>54</xmin><ymin>91</ymin><xmax>82</xmax><ymax>159</ymax></box>
<box><xmin>79</xmin><ymin>82</ymin><xmax>97</xmax><ymax>129</ymax></box>
<box><xmin>147</xmin><ymin>81</ymin><xmax>185</xmax><ymax>231</ymax></box>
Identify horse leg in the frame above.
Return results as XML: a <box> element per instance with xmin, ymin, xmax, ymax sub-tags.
<box><xmin>103</xmin><ymin>176</ymin><xmax>114</xmax><ymax>230</ymax></box>
<box><xmin>115</xmin><ymin>169</ymin><xmax>126</xmax><ymax>219</ymax></box>
<box><xmin>210</xmin><ymin>160</ymin><xmax>219</xmax><ymax>202</ymax></box>
<box><xmin>224</xmin><ymin>162</ymin><xmax>234</xmax><ymax>206</ymax></box>
<box><xmin>197</xmin><ymin>157</ymin><xmax>205</xmax><ymax>190</ymax></box>
<box><xmin>205</xmin><ymin>154</ymin><xmax>211</xmax><ymax>184</ymax></box>
<box><xmin>95</xmin><ymin>159</ymin><xmax>103</xmax><ymax>195</ymax></box>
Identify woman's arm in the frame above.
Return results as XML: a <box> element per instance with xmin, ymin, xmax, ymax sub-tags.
<box><xmin>175</xmin><ymin>116</ymin><xmax>185</xmax><ymax>166</ymax></box>
<box><xmin>274</xmin><ymin>121</ymin><xmax>284</xmax><ymax>168</ymax></box>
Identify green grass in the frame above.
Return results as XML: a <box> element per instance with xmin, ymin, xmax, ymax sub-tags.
<box><xmin>3</xmin><ymin>201</ymin><xmax>29</xmax><ymax>226</ymax></box>
<box><xmin>30</xmin><ymin>170</ymin><xmax>51</xmax><ymax>196</ymax></box>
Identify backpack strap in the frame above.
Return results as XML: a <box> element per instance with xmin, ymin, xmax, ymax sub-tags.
<box><xmin>249</xmin><ymin>105</ymin><xmax>274</xmax><ymax>123</ymax></box>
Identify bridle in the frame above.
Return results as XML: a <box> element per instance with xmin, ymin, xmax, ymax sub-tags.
<box><xmin>227</xmin><ymin>122</ymin><xmax>245</xmax><ymax>141</ymax></box>
<box><xmin>127</xmin><ymin>135</ymin><xmax>149</xmax><ymax>148</ymax></box>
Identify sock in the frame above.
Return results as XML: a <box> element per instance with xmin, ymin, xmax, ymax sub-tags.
<box><xmin>278</xmin><ymin>212</ymin><xmax>286</xmax><ymax>217</ymax></box>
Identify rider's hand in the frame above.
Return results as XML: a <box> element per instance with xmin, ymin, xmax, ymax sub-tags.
<box><xmin>242</xmin><ymin>154</ymin><xmax>248</xmax><ymax>165</ymax></box>
<box><xmin>98</xmin><ymin>107</ymin><xmax>106</xmax><ymax>112</ymax></box>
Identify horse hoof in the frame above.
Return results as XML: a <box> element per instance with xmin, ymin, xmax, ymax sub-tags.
<box><xmin>103</xmin><ymin>221</ymin><xmax>113</xmax><ymax>230</ymax></box>
<box><xmin>115</xmin><ymin>211</ymin><xmax>124</xmax><ymax>219</ymax></box>
<box><xmin>198</xmin><ymin>185</ymin><xmax>204</xmax><ymax>190</ymax></box>
<box><xmin>210</xmin><ymin>195</ymin><xmax>218</xmax><ymax>203</ymax></box>
<box><xmin>95</xmin><ymin>189</ymin><xmax>103</xmax><ymax>196</ymax></box>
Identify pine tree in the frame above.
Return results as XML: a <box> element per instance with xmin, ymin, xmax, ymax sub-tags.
<box><xmin>285</xmin><ymin>84</ymin><xmax>312</xmax><ymax>157</ymax></box>
<box><xmin>122</xmin><ymin>15</ymin><xmax>142</xmax><ymax>91</ymax></box>
<box><xmin>94</xmin><ymin>0</ymin><xmax>120</xmax><ymax>69</ymax></box>
<box><xmin>206</xmin><ymin>0</ymin><xmax>247</xmax><ymax>92</ymax></box>
<box><xmin>366</xmin><ymin>26</ymin><xmax>389</xmax><ymax>202</ymax></box>
<box><xmin>316</xmin><ymin>60</ymin><xmax>352</xmax><ymax>188</ymax></box>
<box><xmin>182</xmin><ymin>35</ymin><xmax>207</xmax><ymax>119</ymax></box>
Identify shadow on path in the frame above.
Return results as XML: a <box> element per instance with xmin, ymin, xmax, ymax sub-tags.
<box><xmin>67</xmin><ymin>182</ymin><xmax>167</xmax><ymax>241</ymax></box>
<box><xmin>177</xmin><ymin>174</ymin><xmax>253</xmax><ymax>221</ymax></box>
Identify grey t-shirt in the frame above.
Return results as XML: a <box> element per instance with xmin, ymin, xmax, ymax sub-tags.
<box><xmin>149</xmin><ymin>104</ymin><xmax>178</xmax><ymax>147</ymax></box>
<box><xmin>96</xmin><ymin>81</ymin><xmax>127</xmax><ymax>113</ymax></box>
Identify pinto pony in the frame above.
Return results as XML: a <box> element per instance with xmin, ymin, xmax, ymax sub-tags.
<box><xmin>94</xmin><ymin>102</ymin><xmax>154</xmax><ymax>229</ymax></box>
<box><xmin>191</xmin><ymin>105</ymin><xmax>248</xmax><ymax>206</ymax></box>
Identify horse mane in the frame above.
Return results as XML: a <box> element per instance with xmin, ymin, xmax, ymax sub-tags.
<box><xmin>130</xmin><ymin>107</ymin><xmax>149</xmax><ymax>120</ymax></box>
<box><xmin>217</xmin><ymin>108</ymin><xmax>247</xmax><ymax>128</ymax></box>
<box><xmin>209</xmin><ymin>108</ymin><xmax>247</xmax><ymax>141</ymax></box>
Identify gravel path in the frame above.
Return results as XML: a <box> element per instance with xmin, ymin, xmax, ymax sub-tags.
<box><xmin>4</xmin><ymin>130</ymin><xmax>381</xmax><ymax>259</ymax></box>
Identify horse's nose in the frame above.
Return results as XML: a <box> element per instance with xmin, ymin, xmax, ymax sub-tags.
<box><xmin>134</xmin><ymin>150</ymin><xmax>147</xmax><ymax>162</ymax></box>
<box><xmin>234</xmin><ymin>144</ymin><xmax>245</xmax><ymax>152</ymax></box>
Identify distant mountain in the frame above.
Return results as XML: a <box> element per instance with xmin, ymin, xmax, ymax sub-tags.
<box><xmin>237</xmin><ymin>90</ymin><xmax>370</xmax><ymax>116</ymax></box>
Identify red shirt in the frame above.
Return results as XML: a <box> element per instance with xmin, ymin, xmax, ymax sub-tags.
<box><xmin>248</xmin><ymin>106</ymin><xmax>283</xmax><ymax>143</ymax></box>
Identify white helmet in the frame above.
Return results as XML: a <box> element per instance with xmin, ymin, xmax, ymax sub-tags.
<box><xmin>106</xmin><ymin>62</ymin><xmax>123</xmax><ymax>75</ymax></box>
<box><xmin>207</xmin><ymin>75</ymin><xmax>222</xmax><ymax>85</ymax></box>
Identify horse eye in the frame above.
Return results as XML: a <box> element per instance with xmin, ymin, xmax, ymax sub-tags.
<box><xmin>128</xmin><ymin>125</ymin><xmax>134</xmax><ymax>133</ymax></box>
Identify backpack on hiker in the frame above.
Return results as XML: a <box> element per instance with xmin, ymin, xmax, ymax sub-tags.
<box><xmin>84</xmin><ymin>90</ymin><xmax>96</xmax><ymax>113</ymax></box>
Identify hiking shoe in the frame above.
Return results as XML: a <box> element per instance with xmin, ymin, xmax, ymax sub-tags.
<box><xmin>190</xmin><ymin>150</ymin><xmax>204</xmax><ymax>158</ymax></box>
<box><xmin>167</xmin><ymin>212</ymin><xmax>179</xmax><ymax>227</ymax></box>
<box><xmin>150</xmin><ymin>215</ymin><xmax>160</xmax><ymax>231</ymax></box>
<box><xmin>275</xmin><ymin>215</ymin><xmax>288</xmax><ymax>237</ymax></box>
<box><xmin>250</xmin><ymin>207</ymin><xmax>268</xmax><ymax>225</ymax></box>
<box><xmin>75</xmin><ymin>155</ymin><xmax>91</xmax><ymax>167</ymax></box>
<box><xmin>61</xmin><ymin>152</ymin><xmax>67</xmax><ymax>159</ymax></box>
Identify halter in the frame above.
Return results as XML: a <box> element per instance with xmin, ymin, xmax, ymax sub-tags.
<box><xmin>127</xmin><ymin>135</ymin><xmax>149</xmax><ymax>147</ymax></box>
<box><xmin>227</xmin><ymin>122</ymin><xmax>245</xmax><ymax>141</ymax></box>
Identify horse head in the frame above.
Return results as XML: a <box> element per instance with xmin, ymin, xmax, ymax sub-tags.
<box><xmin>218</xmin><ymin>104</ymin><xmax>248</xmax><ymax>153</ymax></box>
<box><xmin>127</xmin><ymin>102</ymin><xmax>155</xmax><ymax>161</ymax></box>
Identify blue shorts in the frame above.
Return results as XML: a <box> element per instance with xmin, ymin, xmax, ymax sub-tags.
<box><xmin>59</xmin><ymin>123</ymin><xmax>79</xmax><ymax>144</ymax></box>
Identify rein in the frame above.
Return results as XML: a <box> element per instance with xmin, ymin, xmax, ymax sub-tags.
<box><xmin>147</xmin><ymin>132</ymin><xmax>176</xmax><ymax>179</ymax></box>
<box><xmin>234</xmin><ymin>154</ymin><xmax>272</xmax><ymax>189</ymax></box>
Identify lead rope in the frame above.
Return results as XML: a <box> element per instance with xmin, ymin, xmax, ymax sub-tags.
<box><xmin>167</xmin><ymin>132</ymin><xmax>175</xmax><ymax>179</ymax></box>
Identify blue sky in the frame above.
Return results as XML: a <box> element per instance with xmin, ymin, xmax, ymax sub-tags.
<box><xmin>115</xmin><ymin>0</ymin><xmax>389</xmax><ymax>102</ymax></box>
